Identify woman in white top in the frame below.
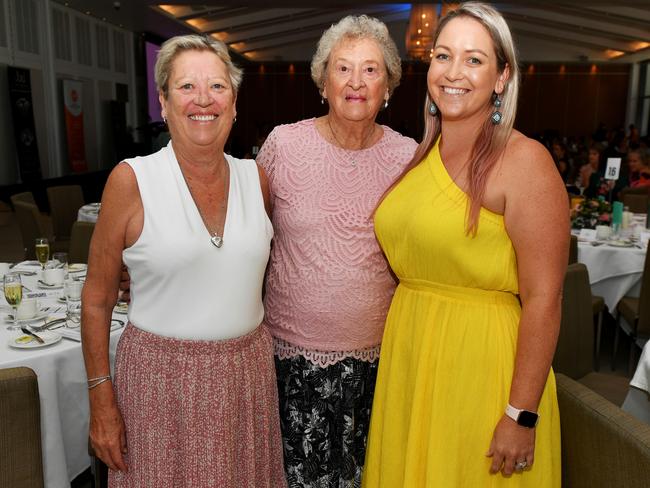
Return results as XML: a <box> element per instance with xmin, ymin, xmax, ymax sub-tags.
<box><xmin>81</xmin><ymin>35</ymin><xmax>285</xmax><ymax>488</ymax></box>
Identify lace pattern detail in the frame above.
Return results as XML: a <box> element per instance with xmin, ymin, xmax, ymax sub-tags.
<box><xmin>258</xmin><ymin>119</ymin><xmax>417</xmax><ymax>353</ymax></box>
<box><xmin>274</xmin><ymin>337</ymin><xmax>381</xmax><ymax>368</ymax></box>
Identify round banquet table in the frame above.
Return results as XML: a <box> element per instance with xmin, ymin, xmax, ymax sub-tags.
<box><xmin>77</xmin><ymin>203</ymin><xmax>100</xmax><ymax>223</ymax></box>
<box><xmin>1</xmin><ymin>261</ymin><xmax>125</xmax><ymax>488</ymax></box>
<box><xmin>577</xmin><ymin>241</ymin><xmax>646</xmax><ymax>312</ymax></box>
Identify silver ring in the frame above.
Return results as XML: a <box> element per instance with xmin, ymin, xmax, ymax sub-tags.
<box><xmin>515</xmin><ymin>461</ymin><xmax>527</xmax><ymax>471</ymax></box>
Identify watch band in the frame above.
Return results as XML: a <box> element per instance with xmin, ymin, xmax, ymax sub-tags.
<box><xmin>505</xmin><ymin>403</ymin><xmax>539</xmax><ymax>428</ymax></box>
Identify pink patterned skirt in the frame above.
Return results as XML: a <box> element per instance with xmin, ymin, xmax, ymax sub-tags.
<box><xmin>109</xmin><ymin>323</ymin><xmax>286</xmax><ymax>488</ymax></box>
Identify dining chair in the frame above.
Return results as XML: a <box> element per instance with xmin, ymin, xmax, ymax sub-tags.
<box><xmin>553</xmin><ymin>263</ymin><xmax>594</xmax><ymax>380</ymax></box>
<box><xmin>622</xmin><ymin>193</ymin><xmax>649</xmax><ymax>214</ymax></box>
<box><xmin>0</xmin><ymin>367</ymin><xmax>44</xmax><ymax>488</ymax></box>
<box><xmin>557</xmin><ymin>374</ymin><xmax>650</xmax><ymax>488</ymax></box>
<box><xmin>13</xmin><ymin>200</ymin><xmax>50</xmax><ymax>260</ymax></box>
<box><xmin>69</xmin><ymin>221</ymin><xmax>95</xmax><ymax>263</ymax></box>
<box><xmin>46</xmin><ymin>185</ymin><xmax>85</xmax><ymax>242</ymax></box>
<box><xmin>11</xmin><ymin>191</ymin><xmax>54</xmax><ymax>238</ymax></box>
<box><xmin>613</xmin><ymin>248</ymin><xmax>650</xmax><ymax>374</ymax></box>
<box><xmin>568</xmin><ymin>234</ymin><xmax>606</xmax><ymax>370</ymax></box>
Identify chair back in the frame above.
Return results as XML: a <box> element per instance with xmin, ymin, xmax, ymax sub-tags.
<box><xmin>637</xmin><ymin>249</ymin><xmax>650</xmax><ymax>337</ymax></box>
<box><xmin>557</xmin><ymin>374</ymin><xmax>650</xmax><ymax>488</ymax></box>
<box><xmin>69</xmin><ymin>221</ymin><xmax>95</xmax><ymax>263</ymax></box>
<box><xmin>623</xmin><ymin>193</ymin><xmax>649</xmax><ymax>214</ymax></box>
<box><xmin>553</xmin><ymin>263</ymin><xmax>594</xmax><ymax>379</ymax></box>
<box><xmin>0</xmin><ymin>367</ymin><xmax>44</xmax><ymax>488</ymax></box>
<box><xmin>568</xmin><ymin>234</ymin><xmax>578</xmax><ymax>265</ymax></box>
<box><xmin>13</xmin><ymin>201</ymin><xmax>48</xmax><ymax>260</ymax></box>
<box><xmin>10</xmin><ymin>191</ymin><xmax>36</xmax><ymax>207</ymax></box>
<box><xmin>46</xmin><ymin>185</ymin><xmax>85</xmax><ymax>241</ymax></box>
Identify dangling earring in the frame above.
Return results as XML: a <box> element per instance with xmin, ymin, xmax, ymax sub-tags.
<box><xmin>163</xmin><ymin>115</ymin><xmax>167</xmax><ymax>124</ymax></box>
<box><xmin>321</xmin><ymin>96</ymin><xmax>326</xmax><ymax>105</ymax></box>
<box><xmin>383</xmin><ymin>99</ymin><xmax>389</xmax><ymax>110</ymax></box>
<box><xmin>233</xmin><ymin>116</ymin><xmax>237</xmax><ymax>123</ymax></box>
<box><xmin>428</xmin><ymin>101</ymin><xmax>438</xmax><ymax>116</ymax></box>
<box><xmin>491</xmin><ymin>94</ymin><xmax>503</xmax><ymax>125</ymax></box>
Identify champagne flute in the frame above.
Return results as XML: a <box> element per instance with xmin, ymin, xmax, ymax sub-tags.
<box><xmin>35</xmin><ymin>237</ymin><xmax>50</xmax><ymax>270</ymax></box>
<box><xmin>4</xmin><ymin>273</ymin><xmax>22</xmax><ymax>330</ymax></box>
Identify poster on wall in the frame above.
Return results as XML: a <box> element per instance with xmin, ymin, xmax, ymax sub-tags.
<box><xmin>63</xmin><ymin>79</ymin><xmax>88</xmax><ymax>172</ymax></box>
<box><xmin>7</xmin><ymin>66</ymin><xmax>42</xmax><ymax>182</ymax></box>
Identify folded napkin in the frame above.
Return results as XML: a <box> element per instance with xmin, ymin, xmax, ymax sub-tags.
<box><xmin>58</xmin><ymin>320</ymin><xmax>124</xmax><ymax>342</ymax></box>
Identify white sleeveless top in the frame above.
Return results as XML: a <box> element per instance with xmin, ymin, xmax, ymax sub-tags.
<box><xmin>122</xmin><ymin>142</ymin><xmax>273</xmax><ymax>340</ymax></box>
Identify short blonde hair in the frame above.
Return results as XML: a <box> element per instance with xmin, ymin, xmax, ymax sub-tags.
<box><xmin>155</xmin><ymin>34</ymin><xmax>243</xmax><ymax>98</ymax></box>
<box><xmin>311</xmin><ymin>15</ymin><xmax>402</xmax><ymax>97</ymax></box>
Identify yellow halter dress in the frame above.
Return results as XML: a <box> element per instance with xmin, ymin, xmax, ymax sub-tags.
<box><xmin>363</xmin><ymin>141</ymin><xmax>561</xmax><ymax>487</ymax></box>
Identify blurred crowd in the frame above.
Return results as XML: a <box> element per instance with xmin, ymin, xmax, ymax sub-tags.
<box><xmin>539</xmin><ymin>123</ymin><xmax>650</xmax><ymax>200</ymax></box>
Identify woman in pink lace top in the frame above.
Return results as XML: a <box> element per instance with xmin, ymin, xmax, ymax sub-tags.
<box><xmin>257</xmin><ymin>15</ymin><xmax>417</xmax><ymax>487</ymax></box>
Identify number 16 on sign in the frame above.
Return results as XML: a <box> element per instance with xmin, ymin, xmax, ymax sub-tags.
<box><xmin>605</xmin><ymin>158</ymin><xmax>621</xmax><ymax>180</ymax></box>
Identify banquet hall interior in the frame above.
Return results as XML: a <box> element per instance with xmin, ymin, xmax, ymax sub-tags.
<box><xmin>1</xmin><ymin>1</ymin><xmax>650</xmax><ymax>487</ymax></box>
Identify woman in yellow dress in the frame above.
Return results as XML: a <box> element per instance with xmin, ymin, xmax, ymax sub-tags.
<box><xmin>363</xmin><ymin>3</ymin><xmax>568</xmax><ymax>486</ymax></box>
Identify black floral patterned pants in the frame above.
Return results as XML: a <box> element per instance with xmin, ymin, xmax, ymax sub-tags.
<box><xmin>275</xmin><ymin>355</ymin><xmax>379</xmax><ymax>488</ymax></box>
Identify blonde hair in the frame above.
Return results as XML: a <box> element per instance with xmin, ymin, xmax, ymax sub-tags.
<box><xmin>388</xmin><ymin>2</ymin><xmax>520</xmax><ymax>235</ymax></box>
<box><xmin>155</xmin><ymin>34</ymin><xmax>243</xmax><ymax>98</ymax></box>
<box><xmin>311</xmin><ymin>15</ymin><xmax>402</xmax><ymax>96</ymax></box>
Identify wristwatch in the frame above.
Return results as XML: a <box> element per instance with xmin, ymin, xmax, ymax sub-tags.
<box><xmin>505</xmin><ymin>403</ymin><xmax>539</xmax><ymax>428</ymax></box>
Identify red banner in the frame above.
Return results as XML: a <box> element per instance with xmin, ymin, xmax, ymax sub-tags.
<box><xmin>63</xmin><ymin>79</ymin><xmax>87</xmax><ymax>172</ymax></box>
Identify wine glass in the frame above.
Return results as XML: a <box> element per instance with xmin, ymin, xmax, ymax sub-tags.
<box><xmin>4</xmin><ymin>273</ymin><xmax>22</xmax><ymax>331</ymax></box>
<box><xmin>64</xmin><ymin>279</ymin><xmax>83</xmax><ymax>327</ymax></box>
<box><xmin>35</xmin><ymin>237</ymin><xmax>50</xmax><ymax>270</ymax></box>
<box><xmin>53</xmin><ymin>252</ymin><xmax>69</xmax><ymax>277</ymax></box>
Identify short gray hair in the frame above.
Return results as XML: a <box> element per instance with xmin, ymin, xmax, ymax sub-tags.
<box><xmin>155</xmin><ymin>34</ymin><xmax>243</xmax><ymax>98</ymax></box>
<box><xmin>311</xmin><ymin>15</ymin><xmax>402</xmax><ymax>96</ymax></box>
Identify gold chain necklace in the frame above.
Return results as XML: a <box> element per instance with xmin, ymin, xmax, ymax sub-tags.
<box><xmin>326</xmin><ymin>116</ymin><xmax>376</xmax><ymax>166</ymax></box>
<box><xmin>179</xmin><ymin>161</ymin><xmax>229</xmax><ymax>248</ymax></box>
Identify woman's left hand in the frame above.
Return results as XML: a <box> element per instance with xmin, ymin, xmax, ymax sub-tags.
<box><xmin>486</xmin><ymin>415</ymin><xmax>535</xmax><ymax>476</ymax></box>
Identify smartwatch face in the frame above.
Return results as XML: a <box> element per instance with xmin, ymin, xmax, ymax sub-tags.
<box><xmin>518</xmin><ymin>410</ymin><xmax>539</xmax><ymax>428</ymax></box>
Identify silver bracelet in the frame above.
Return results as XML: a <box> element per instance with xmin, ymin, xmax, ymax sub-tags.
<box><xmin>88</xmin><ymin>375</ymin><xmax>111</xmax><ymax>386</ymax></box>
<box><xmin>88</xmin><ymin>377</ymin><xmax>112</xmax><ymax>390</ymax></box>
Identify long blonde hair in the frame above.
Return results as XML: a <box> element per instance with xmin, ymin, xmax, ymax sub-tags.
<box><xmin>387</xmin><ymin>2</ymin><xmax>520</xmax><ymax>235</ymax></box>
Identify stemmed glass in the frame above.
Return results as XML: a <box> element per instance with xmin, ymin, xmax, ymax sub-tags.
<box><xmin>64</xmin><ymin>279</ymin><xmax>83</xmax><ymax>328</ymax></box>
<box><xmin>35</xmin><ymin>237</ymin><xmax>50</xmax><ymax>270</ymax></box>
<box><xmin>4</xmin><ymin>273</ymin><xmax>22</xmax><ymax>331</ymax></box>
<box><xmin>53</xmin><ymin>252</ymin><xmax>69</xmax><ymax>277</ymax></box>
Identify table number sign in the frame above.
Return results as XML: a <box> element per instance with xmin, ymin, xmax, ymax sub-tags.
<box><xmin>579</xmin><ymin>229</ymin><xmax>597</xmax><ymax>241</ymax></box>
<box><xmin>605</xmin><ymin>158</ymin><xmax>621</xmax><ymax>180</ymax></box>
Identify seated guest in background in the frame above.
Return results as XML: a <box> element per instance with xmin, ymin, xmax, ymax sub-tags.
<box><xmin>364</xmin><ymin>2</ymin><xmax>566</xmax><ymax>486</ymax></box>
<box><xmin>81</xmin><ymin>35</ymin><xmax>285</xmax><ymax>487</ymax></box>
<box><xmin>579</xmin><ymin>143</ymin><xmax>603</xmax><ymax>192</ymax></box>
<box><xmin>256</xmin><ymin>15</ymin><xmax>417</xmax><ymax>486</ymax></box>
<box><xmin>551</xmin><ymin>141</ymin><xmax>571</xmax><ymax>183</ymax></box>
<box><xmin>628</xmin><ymin>148</ymin><xmax>650</xmax><ymax>188</ymax></box>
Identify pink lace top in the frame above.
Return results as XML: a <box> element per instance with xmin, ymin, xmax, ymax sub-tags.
<box><xmin>257</xmin><ymin>118</ymin><xmax>417</xmax><ymax>366</ymax></box>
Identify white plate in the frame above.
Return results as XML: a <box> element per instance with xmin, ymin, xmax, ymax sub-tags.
<box><xmin>5</xmin><ymin>312</ymin><xmax>49</xmax><ymax>324</ymax></box>
<box><xmin>9</xmin><ymin>330</ymin><xmax>63</xmax><ymax>349</ymax></box>
<box><xmin>68</xmin><ymin>264</ymin><xmax>87</xmax><ymax>272</ymax></box>
<box><xmin>38</xmin><ymin>282</ymin><xmax>64</xmax><ymax>290</ymax></box>
<box><xmin>607</xmin><ymin>240</ymin><xmax>634</xmax><ymax>248</ymax></box>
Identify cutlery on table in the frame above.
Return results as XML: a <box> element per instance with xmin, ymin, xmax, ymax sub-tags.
<box><xmin>31</xmin><ymin>318</ymin><xmax>67</xmax><ymax>332</ymax></box>
<box><xmin>20</xmin><ymin>326</ymin><xmax>45</xmax><ymax>344</ymax></box>
<box><xmin>15</xmin><ymin>271</ymin><xmax>37</xmax><ymax>276</ymax></box>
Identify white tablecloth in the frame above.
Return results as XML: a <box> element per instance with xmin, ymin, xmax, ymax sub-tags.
<box><xmin>577</xmin><ymin>242</ymin><xmax>646</xmax><ymax>311</ymax></box>
<box><xmin>1</xmin><ymin>262</ymin><xmax>124</xmax><ymax>488</ymax></box>
<box><xmin>77</xmin><ymin>203</ymin><xmax>100</xmax><ymax>223</ymax></box>
<box><xmin>622</xmin><ymin>341</ymin><xmax>650</xmax><ymax>424</ymax></box>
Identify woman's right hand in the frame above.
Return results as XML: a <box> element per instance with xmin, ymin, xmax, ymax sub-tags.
<box><xmin>89</xmin><ymin>384</ymin><xmax>128</xmax><ymax>472</ymax></box>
